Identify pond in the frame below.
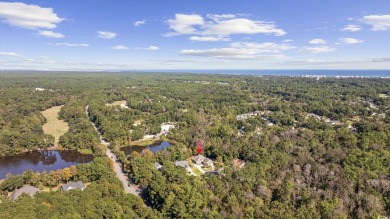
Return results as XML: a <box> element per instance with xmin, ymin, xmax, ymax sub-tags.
<box><xmin>121</xmin><ymin>141</ymin><xmax>172</xmax><ymax>156</ymax></box>
<box><xmin>0</xmin><ymin>150</ymin><xmax>94</xmax><ymax>179</ymax></box>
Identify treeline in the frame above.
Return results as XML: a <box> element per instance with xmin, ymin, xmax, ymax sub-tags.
<box><xmin>0</xmin><ymin>84</ymin><xmax>67</xmax><ymax>156</ymax></box>
<box><xmin>58</xmin><ymin>99</ymin><xmax>103</xmax><ymax>154</ymax></box>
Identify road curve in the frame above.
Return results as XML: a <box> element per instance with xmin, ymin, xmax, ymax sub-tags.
<box><xmin>85</xmin><ymin>105</ymin><xmax>140</xmax><ymax>196</ymax></box>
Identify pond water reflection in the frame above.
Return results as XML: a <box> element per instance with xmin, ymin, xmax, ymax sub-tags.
<box><xmin>0</xmin><ymin>150</ymin><xmax>94</xmax><ymax>178</ymax></box>
<box><xmin>121</xmin><ymin>141</ymin><xmax>171</xmax><ymax>156</ymax></box>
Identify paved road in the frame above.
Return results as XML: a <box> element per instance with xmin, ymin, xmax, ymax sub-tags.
<box><xmin>86</xmin><ymin>105</ymin><xmax>140</xmax><ymax>196</ymax></box>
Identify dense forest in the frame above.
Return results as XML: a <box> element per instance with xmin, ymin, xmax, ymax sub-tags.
<box><xmin>0</xmin><ymin>72</ymin><xmax>389</xmax><ymax>218</ymax></box>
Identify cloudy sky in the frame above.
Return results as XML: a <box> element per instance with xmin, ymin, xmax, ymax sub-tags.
<box><xmin>0</xmin><ymin>0</ymin><xmax>390</xmax><ymax>70</ymax></box>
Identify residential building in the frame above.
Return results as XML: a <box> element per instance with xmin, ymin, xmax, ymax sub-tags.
<box><xmin>174</xmin><ymin>160</ymin><xmax>192</xmax><ymax>172</ymax></box>
<box><xmin>154</xmin><ymin>162</ymin><xmax>163</xmax><ymax>170</ymax></box>
<box><xmin>192</xmin><ymin>154</ymin><xmax>206</xmax><ymax>165</ymax></box>
<box><xmin>10</xmin><ymin>185</ymin><xmax>39</xmax><ymax>201</ymax></box>
<box><xmin>61</xmin><ymin>181</ymin><xmax>85</xmax><ymax>191</ymax></box>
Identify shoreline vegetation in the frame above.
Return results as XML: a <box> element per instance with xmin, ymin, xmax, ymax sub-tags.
<box><xmin>129</xmin><ymin>138</ymin><xmax>160</xmax><ymax>147</ymax></box>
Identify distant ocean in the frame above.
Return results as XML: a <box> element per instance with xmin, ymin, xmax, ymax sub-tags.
<box><xmin>135</xmin><ymin>69</ymin><xmax>390</xmax><ymax>77</ymax></box>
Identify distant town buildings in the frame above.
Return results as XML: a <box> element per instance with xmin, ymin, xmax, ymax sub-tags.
<box><xmin>236</xmin><ymin>111</ymin><xmax>264</xmax><ymax>121</ymax></box>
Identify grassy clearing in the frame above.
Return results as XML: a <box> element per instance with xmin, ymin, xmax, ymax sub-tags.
<box><xmin>130</xmin><ymin>138</ymin><xmax>159</xmax><ymax>147</ymax></box>
<box><xmin>41</xmin><ymin>185</ymin><xmax>60</xmax><ymax>192</ymax></box>
<box><xmin>105</xmin><ymin>100</ymin><xmax>129</xmax><ymax>108</ymax></box>
<box><xmin>379</xmin><ymin>94</ymin><xmax>390</xmax><ymax>98</ymax></box>
<box><xmin>133</xmin><ymin>119</ymin><xmax>143</xmax><ymax>127</ymax></box>
<box><xmin>192</xmin><ymin>167</ymin><xmax>203</xmax><ymax>176</ymax></box>
<box><xmin>41</xmin><ymin>105</ymin><xmax>69</xmax><ymax>146</ymax></box>
<box><xmin>188</xmin><ymin>160</ymin><xmax>203</xmax><ymax>176</ymax></box>
<box><xmin>78</xmin><ymin>148</ymin><xmax>93</xmax><ymax>155</ymax></box>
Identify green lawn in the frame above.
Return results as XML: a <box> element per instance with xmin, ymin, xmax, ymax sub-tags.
<box><xmin>105</xmin><ymin>100</ymin><xmax>127</xmax><ymax>107</ymax></box>
<box><xmin>188</xmin><ymin>160</ymin><xmax>203</xmax><ymax>176</ymax></box>
<box><xmin>78</xmin><ymin>148</ymin><xmax>93</xmax><ymax>155</ymax></box>
<box><xmin>130</xmin><ymin>138</ymin><xmax>159</xmax><ymax>147</ymax></box>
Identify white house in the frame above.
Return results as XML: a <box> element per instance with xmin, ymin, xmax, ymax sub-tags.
<box><xmin>154</xmin><ymin>162</ymin><xmax>163</xmax><ymax>170</ymax></box>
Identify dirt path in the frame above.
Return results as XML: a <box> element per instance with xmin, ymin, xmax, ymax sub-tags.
<box><xmin>85</xmin><ymin>105</ymin><xmax>140</xmax><ymax>196</ymax></box>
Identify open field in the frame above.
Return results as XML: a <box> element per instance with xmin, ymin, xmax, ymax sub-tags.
<box><xmin>41</xmin><ymin>105</ymin><xmax>69</xmax><ymax>146</ymax></box>
<box><xmin>105</xmin><ymin>100</ymin><xmax>129</xmax><ymax>108</ymax></box>
<box><xmin>78</xmin><ymin>148</ymin><xmax>93</xmax><ymax>155</ymax></box>
<box><xmin>133</xmin><ymin>119</ymin><xmax>143</xmax><ymax>127</ymax></box>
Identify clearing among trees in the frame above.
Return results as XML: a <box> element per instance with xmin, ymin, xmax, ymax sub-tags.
<box><xmin>105</xmin><ymin>100</ymin><xmax>129</xmax><ymax>109</ymax></box>
<box><xmin>41</xmin><ymin>106</ymin><xmax>69</xmax><ymax>146</ymax></box>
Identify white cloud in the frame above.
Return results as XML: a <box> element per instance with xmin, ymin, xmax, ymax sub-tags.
<box><xmin>111</xmin><ymin>45</ymin><xmax>128</xmax><ymax>50</ymax></box>
<box><xmin>180</xmin><ymin>48</ymin><xmax>251</xmax><ymax>59</ymax></box>
<box><xmin>204</xmin><ymin>18</ymin><xmax>286</xmax><ymax>36</ymax></box>
<box><xmin>146</xmin><ymin>46</ymin><xmax>159</xmax><ymax>50</ymax></box>
<box><xmin>339</xmin><ymin>38</ymin><xmax>364</xmax><ymax>44</ymax></box>
<box><xmin>166</xmin><ymin>13</ymin><xmax>286</xmax><ymax>39</ymax></box>
<box><xmin>362</xmin><ymin>14</ymin><xmax>390</xmax><ymax>31</ymax></box>
<box><xmin>0</xmin><ymin>52</ymin><xmax>23</xmax><ymax>57</ymax></box>
<box><xmin>230</xmin><ymin>42</ymin><xmax>294</xmax><ymax>52</ymax></box>
<box><xmin>166</xmin><ymin>14</ymin><xmax>204</xmax><ymax>36</ymax></box>
<box><xmin>97</xmin><ymin>31</ymin><xmax>117</xmax><ymax>39</ymax></box>
<box><xmin>207</xmin><ymin>14</ymin><xmax>236</xmax><ymax>21</ymax></box>
<box><xmin>0</xmin><ymin>2</ymin><xmax>63</xmax><ymax>29</ymax></box>
<box><xmin>309</xmin><ymin>39</ymin><xmax>327</xmax><ymax>44</ymax></box>
<box><xmin>283</xmin><ymin>39</ymin><xmax>293</xmax><ymax>43</ymax></box>
<box><xmin>283</xmin><ymin>57</ymin><xmax>390</xmax><ymax>67</ymax></box>
<box><xmin>341</xmin><ymin>24</ymin><xmax>361</xmax><ymax>32</ymax></box>
<box><xmin>301</xmin><ymin>46</ymin><xmax>335</xmax><ymax>53</ymax></box>
<box><xmin>37</xmin><ymin>30</ymin><xmax>64</xmax><ymax>38</ymax></box>
<box><xmin>134</xmin><ymin>20</ymin><xmax>146</xmax><ymax>27</ymax></box>
<box><xmin>136</xmin><ymin>46</ymin><xmax>159</xmax><ymax>51</ymax></box>
<box><xmin>180</xmin><ymin>48</ymin><xmax>288</xmax><ymax>60</ymax></box>
<box><xmin>157</xmin><ymin>58</ymin><xmax>226</xmax><ymax>64</ymax></box>
<box><xmin>49</xmin><ymin>43</ymin><xmax>89</xmax><ymax>47</ymax></box>
<box><xmin>180</xmin><ymin>42</ymin><xmax>293</xmax><ymax>60</ymax></box>
<box><xmin>189</xmin><ymin>36</ymin><xmax>230</xmax><ymax>42</ymax></box>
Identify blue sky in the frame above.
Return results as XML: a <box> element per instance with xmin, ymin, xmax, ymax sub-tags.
<box><xmin>0</xmin><ymin>0</ymin><xmax>390</xmax><ymax>70</ymax></box>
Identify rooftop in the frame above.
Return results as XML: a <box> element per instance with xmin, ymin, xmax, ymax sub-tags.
<box><xmin>174</xmin><ymin>160</ymin><xmax>190</xmax><ymax>169</ymax></box>
<box><xmin>61</xmin><ymin>181</ymin><xmax>85</xmax><ymax>191</ymax></box>
<box><xmin>10</xmin><ymin>185</ymin><xmax>39</xmax><ymax>201</ymax></box>
<box><xmin>154</xmin><ymin>162</ymin><xmax>163</xmax><ymax>170</ymax></box>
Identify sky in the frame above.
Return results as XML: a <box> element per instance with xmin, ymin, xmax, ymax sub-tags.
<box><xmin>0</xmin><ymin>0</ymin><xmax>390</xmax><ymax>70</ymax></box>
